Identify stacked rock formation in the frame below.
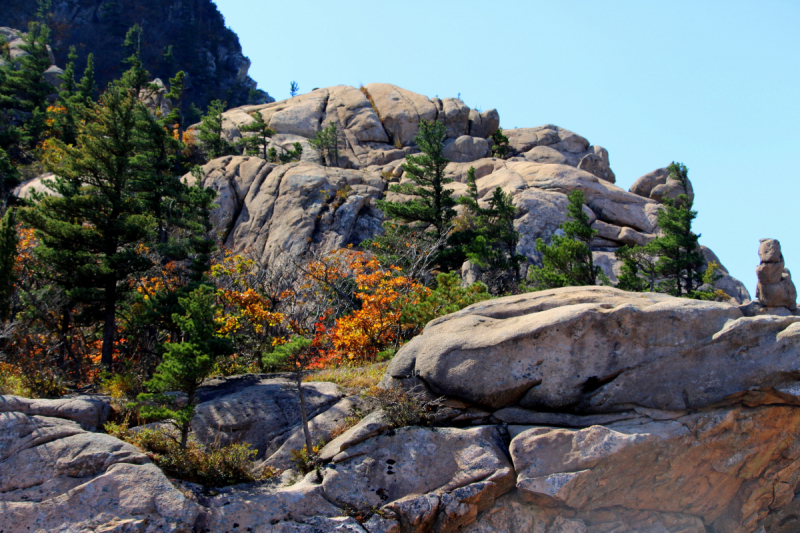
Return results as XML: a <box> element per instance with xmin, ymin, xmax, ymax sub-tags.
<box><xmin>629</xmin><ymin>166</ymin><xmax>694</xmax><ymax>205</ymax></box>
<box><xmin>756</xmin><ymin>238</ymin><xmax>797</xmax><ymax>310</ymax></box>
<box><xmin>14</xmin><ymin>83</ymin><xmax>752</xmax><ymax>304</ymax></box>
<box><xmin>4</xmin><ymin>287</ymin><xmax>800</xmax><ymax>532</ymax></box>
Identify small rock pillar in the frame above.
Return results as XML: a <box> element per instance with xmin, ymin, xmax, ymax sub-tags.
<box><xmin>756</xmin><ymin>239</ymin><xmax>797</xmax><ymax>309</ymax></box>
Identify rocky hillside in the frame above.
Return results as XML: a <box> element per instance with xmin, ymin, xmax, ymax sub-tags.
<box><xmin>0</xmin><ymin>0</ymin><xmax>272</xmax><ymax>110</ymax></box>
<box><xmin>4</xmin><ymin>285</ymin><xmax>800</xmax><ymax>532</ymax></box>
<box><xmin>182</xmin><ymin>83</ymin><xmax>749</xmax><ymax>302</ymax></box>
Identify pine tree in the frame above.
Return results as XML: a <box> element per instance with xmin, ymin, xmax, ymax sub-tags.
<box><xmin>649</xmin><ymin>162</ymin><xmax>705</xmax><ymax>296</ymax></box>
<box><xmin>76</xmin><ymin>53</ymin><xmax>95</xmax><ymax>103</ymax></box>
<box><xmin>236</xmin><ymin>111</ymin><xmax>275</xmax><ymax>159</ymax></box>
<box><xmin>117</xmin><ymin>24</ymin><xmax>149</xmax><ymax>97</ymax></box>
<box><xmin>2</xmin><ymin>16</ymin><xmax>53</xmax><ymax>116</ymax></box>
<box><xmin>132</xmin><ymin>95</ymin><xmax>216</xmax><ymax>263</ymax></box>
<box><xmin>20</xmin><ymin>86</ymin><xmax>153</xmax><ymax>368</ymax></box>
<box><xmin>458</xmin><ymin>166</ymin><xmax>521</xmax><ymax>292</ymax></box>
<box><xmin>0</xmin><ymin>3</ymin><xmax>55</xmax><ymax>153</ymax></box>
<box><xmin>309</xmin><ymin>121</ymin><xmax>339</xmax><ymax>167</ymax></box>
<box><xmin>138</xmin><ymin>285</ymin><xmax>232</xmax><ymax>449</ymax></box>
<box><xmin>526</xmin><ymin>190</ymin><xmax>600</xmax><ymax>289</ymax></box>
<box><xmin>490</xmin><ymin>128</ymin><xmax>510</xmax><ymax>159</ymax></box>
<box><xmin>612</xmin><ymin>163</ymin><xmax>705</xmax><ymax>297</ymax></box>
<box><xmin>163</xmin><ymin>71</ymin><xmax>186</xmax><ymax>130</ymax></box>
<box><xmin>377</xmin><ymin>120</ymin><xmax>455</xmax><ymax>241</ymax></box>
<box><xmin>197</xmin><ymin>99</ymin><xmax>233</xmax><ymax>159</ymax></box>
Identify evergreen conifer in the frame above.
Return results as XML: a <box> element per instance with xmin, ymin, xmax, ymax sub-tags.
<box><xmin>236</xmin><ymin>112</ymin><xmax>275</xmax><ymax>159</ymax></box>
<box><xmin>76</xmin><ymin>53</ymin><xmax>96</xmax><ymax>103</ymax></box>
<box><xmin>649</xmin><ymin>162</ymin><xmax>705</xmax><ymax>296</ymax></box>
<box><xmin>138</xmin><ymin>285</ymin><xmax>232</xmax><ymax>449</ymax></box>
<box><xmin>197</xmin><ymin>99</ymin><xmax>233</xmax><ymax>159</ymax></box>
<box><xmin>309</xmin><ymin>121</ymin><xmax>340</xmax><ymax>167</ymax></box>
<box><xmin>458</xmin><ymin>166</ymin><xmax>521</xmax><ymax>292</ymax></box>
<box><xmin>613</xmin><ymin>163</ymin><xmax>705</xmax><ymax>297</ymax></box>
<box><xmin>526</xmin><ymin>190</ymin><xmax>600</xmax><ymax>289</ymax></box>
<box><xmin>20</xmin><ymin>86</ymin><xmax>152</xmax><ymax>368</ymax></box>
<box><xmin>377</xmin><ymin>120</ymin><xmax>455</xmax><ymax>241</ymax></box>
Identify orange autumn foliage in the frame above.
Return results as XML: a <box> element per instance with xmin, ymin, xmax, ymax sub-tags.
<box><xmin>305</xmin><ymin>250</ymin><xmax>427</xmax><ymax>367</ymax></box>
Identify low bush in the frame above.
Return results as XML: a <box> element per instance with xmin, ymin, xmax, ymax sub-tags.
<box><xmin>290</xmin><ymin>440</ymin><xmax>324</xmax><ymax>475</ymax></box>
<box><xmin>106</xmin><ymin>422</ymin><xmax>277</xmax><ymax>487</ymax></box>
<box><xmin>0</xmin><ymin>362</ymin><xmax>31</xmax><ymax>397</ymax></box>
<box><xmin>366</xmin><ymin>386</ymin><xmax>434</xmax><ymax>428</ymax></box>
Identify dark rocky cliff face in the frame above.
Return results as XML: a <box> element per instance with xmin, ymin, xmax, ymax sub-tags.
<box><xmin>0</xmin><ymin>0</ymin><xmax>273</xmax><ymax>113</ymax></box>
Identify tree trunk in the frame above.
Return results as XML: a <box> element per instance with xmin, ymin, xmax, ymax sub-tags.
<box><xmin>101</xmin><ymin>278</ymin><xmax>117</xmax><ymax>368</ymax></box>
<box><xmin>180</xmin><ymin>390</ymin><xmax>195</xmax><ymax>450</ymax></box>
<box><xmin>296</xmin><ymin>370</ymin><xmax>313</xmax><ymax>454</ymax></box>
<box><xmin>57</xmin><ymin>305</ymin><xmax>69</xmax><ymax>370</ymax></box>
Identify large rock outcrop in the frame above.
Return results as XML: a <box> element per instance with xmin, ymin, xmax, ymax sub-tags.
<box><xmin>178</xmin><ymin>83</ymin><xmax>747</xmax><ymax>302</ymax></box>
<box><xmin>509</xmin><ymin>405</ymin><xmax>800</xmax><ymax>533</ymax></box>
<box><xmin>0</xmin><ymin>409</ymin><xmax>201</xmax><ymax>532</ymax></box>
<box><xmin>383</xmin><ymin>286</ymin><xmax>792</xmax><ymax>412</ymax></box>
<box><xmin>13</xmin><ymin>81</ymin><xmax>749</xmax><ymax>302</ymax></box>
<box><xmin>184</xmin><ymin>156</ymin><xmax>386</xmax><ymax>263</ymax></box>
<box><xmin>5</xmin><ymin>288</ymin><xmax>800</xmax><ymax>532</ymax></box>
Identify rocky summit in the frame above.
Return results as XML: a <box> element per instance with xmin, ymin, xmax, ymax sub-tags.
<box><xmin>181</xmin><ymin>83</ymin><xmax>748</xmax><ymax>302</ymax></box>
<box><xmin>4</xmin><ymin>285</ymin><xmax>800</xmax><ymax>532</ymax></box>
<box><xmin>14</xmin><ymin>81</ymin><xmax>750</xmax><ymax>305</ymax></box>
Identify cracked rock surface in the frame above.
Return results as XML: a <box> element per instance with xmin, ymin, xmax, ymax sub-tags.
<box><xmin>7</xmin><ymin>288</ymin><xmax>800</xmax><ymax>531</ymax></box>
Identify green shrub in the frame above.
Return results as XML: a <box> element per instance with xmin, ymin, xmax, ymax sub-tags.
<box><xmin>290</xmin><ymin>439</ymin><xmax>324</xmax><ymax>475</ymax></box>
<box><xmin>401</xmin><ymin>272</ymin><xmax>490</xmax><ymax>333</ymax></box>
<box><xmin>106</xmin><ymin>423</ymin><xmax>277</xmax><ymax>487</ymax></box>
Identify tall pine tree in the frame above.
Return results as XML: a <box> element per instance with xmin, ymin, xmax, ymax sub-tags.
<box><xmin>20</xmin><ymin>86</ymin><xmax>152</xmax><ymax>368</ymax></box>
<box><xmin>458</xmin><ymin>166</ymin><xmax>521</xmax><ymax>292</ymax></box>
<box><xmin>526</xmin><ymin>190</ymin><xmax>600</xmax><ymax>289</ymax></box>
<box><xmin>649</xmin><ymin>162</ymin><xmax>705</xmax><ymax>296</ymax></box>
<box><xmin>378</xmin><ymin>120</ymin><xmax>455</xmax><ymax>241</ymax></box>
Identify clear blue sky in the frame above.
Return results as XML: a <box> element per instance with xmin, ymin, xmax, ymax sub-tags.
<box><xmin>214</xmin><ymin>0</ymin><xmax>800</xmax><ymax>298</ymax></box>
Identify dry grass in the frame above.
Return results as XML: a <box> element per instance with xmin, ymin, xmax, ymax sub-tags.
<box><xmin>106</xmin><ymin>422</ymin><xmax>278</xmax><ymax>487</ymax></box>
<box><xmin>304</xmin><ymin>362</ymin><xmax>388</xmax><ymax>394</ymax></box>
<box><xmin>359</xmin><ymin>85</ymin><xmax>382</xmax><ymax>123</ymax></box>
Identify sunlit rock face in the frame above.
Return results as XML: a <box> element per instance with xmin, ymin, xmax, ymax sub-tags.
<box><xmin>6</xmin><ymin>284</ymin><xmax>800</xmax><ymax>531</ymax></box>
